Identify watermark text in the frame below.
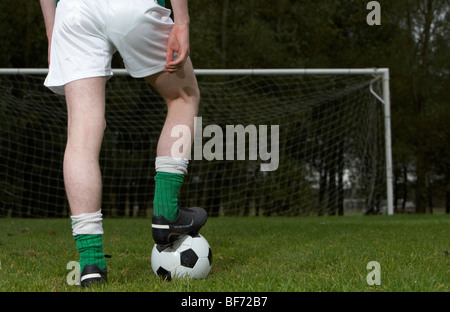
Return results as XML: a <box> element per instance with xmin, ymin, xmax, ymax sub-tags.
<box><xmin>366</xmin><ymin>261</ymin><xmax>381</xmax><ymax>286</ymax></box>
<box><xmin>171</xmin><ymin>117</ymin><xmax>279</xmax><ymax>172</ymax></box>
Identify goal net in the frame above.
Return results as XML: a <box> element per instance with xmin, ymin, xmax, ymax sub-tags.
<box><xmin>0</xmin><ymin>69</ymin><xmax>392</xmax><ymax>218</ymax></box>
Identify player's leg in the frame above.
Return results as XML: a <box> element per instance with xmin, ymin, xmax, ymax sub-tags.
<box><xmin>64</xmin><ymin>77</ymin><xmax>106</xmax><ymax>216</ymax></box>
<box><xmin>64</xmin><ymin>77</ymin><xmax>108</xmax><ymax>286</ymax></box>
<box><xmin>146</xmin><ymin>58</ymin><xmax>199</xmax><ymax>159</ymax></box>
<box><xmin>145</xmin><ymin>58</ymin><xmax>206</xmax><ymax>245</ymax></box>
<box><xmin>42</xmin><ymin>0</ymin><xmax>115</xmax><ymax>286</ymax></box>
<box><xmin>107</xmin><ymin>1</ymin><xmax>206</xmax><ymax>245</ymax></box>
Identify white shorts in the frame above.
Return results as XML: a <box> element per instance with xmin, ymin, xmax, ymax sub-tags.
<box><xmin>45</xmin><ymin>0</ymin><xmax>173</xmax><ymax>95</ymax></box>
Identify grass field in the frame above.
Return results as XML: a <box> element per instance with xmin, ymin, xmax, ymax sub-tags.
<box><xmin>0</xmin><ymin>214</ymin><xmax>448</xmax><ymax>292</ymax></box>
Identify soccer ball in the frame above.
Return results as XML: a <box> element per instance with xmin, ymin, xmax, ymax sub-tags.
<box><xmin>151</xmin><ymin>233</ymin><xmax>212</xmax><ymax>280</ymax></box>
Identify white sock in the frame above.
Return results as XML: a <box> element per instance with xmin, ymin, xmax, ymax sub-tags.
<box><xmin>71</xmin><ymin>210</ymin><xmax>104</xmax><ymax>236</ymax></box>
<box><xmin>155</xmin><ymin>156</ymin><xmax>189</xmax><ymax>175</ymax></box>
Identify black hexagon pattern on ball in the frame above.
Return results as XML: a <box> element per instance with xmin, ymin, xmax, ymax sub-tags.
<box><xmin>180</xmin><ymin>249</ymin><xmax>199</xmax><ymax>268</ymax></box>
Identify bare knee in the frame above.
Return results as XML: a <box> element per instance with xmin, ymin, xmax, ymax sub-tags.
<box><xmin>168</xmin><ymin>85</ymin><xmax>200</xmax><ymax>110</ymax></box>
<box><xmin>146</xmin><ymin>57</ymin><xmax>200</xmax><ymax>112</ymax></box>
<box><xmin>67</xmin><ymin>116</ymin><xmax>106</xmax><ymax>153</ymax></box>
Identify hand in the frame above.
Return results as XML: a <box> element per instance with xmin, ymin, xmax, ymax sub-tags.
<box><xmin>164</xmin><ymin>23</ymin><xmax>190</xmax><ymax>73</ymax></box>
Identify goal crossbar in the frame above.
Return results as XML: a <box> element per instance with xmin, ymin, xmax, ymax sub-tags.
<box><xmin>0</xmin><ymin>68</ymin><xmax>394</xmax><ymax>215</ymax></box>
<box><xmin>0</xmin><ymin>67</ymin><xmax>389</xmax><ymax>76</ymax></box>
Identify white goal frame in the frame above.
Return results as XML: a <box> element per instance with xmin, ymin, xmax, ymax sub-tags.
<box><xmin>0</xmin><ymin>68</ymin><xmax>394</xmax><ymax>215</ymax></box>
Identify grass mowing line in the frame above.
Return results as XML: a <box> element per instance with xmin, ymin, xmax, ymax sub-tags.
<box><xmin>0</xmin><ymin>215</ymin><xmax>448</xmax><ymax>292</ymax></box>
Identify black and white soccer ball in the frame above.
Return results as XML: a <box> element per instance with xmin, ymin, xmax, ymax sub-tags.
<box><xmin>151</xmin><ymin>233</ymin><xmax>212</xmax><ymax>280</ymax></box>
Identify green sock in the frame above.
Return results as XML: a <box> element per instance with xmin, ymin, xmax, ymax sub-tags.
<box><xmin>153</xmin><ymin>171</ymin><xmax>184</xmax><ymax>221</ymax></box>
<box><xmin>75</xmin><ymin>234</ymin><xmax>106</xmax><ymax>272</ymax></box>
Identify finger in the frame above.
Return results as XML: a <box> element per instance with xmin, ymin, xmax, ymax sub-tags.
<box><xmin>166</xmin><ymin>52</ymin><xmax>187</xmax><ymax>69</ymax></box>
<box><xmin>165</xmin><ymin>47</ymin><xmax>174</xmax><ymax>66</ymax></box>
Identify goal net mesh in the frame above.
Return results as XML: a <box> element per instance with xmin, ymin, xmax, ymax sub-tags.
<box><xmin>0</xmin><ymin>71</ymin><xmax>387</xmax><ymax>217</ymax></box>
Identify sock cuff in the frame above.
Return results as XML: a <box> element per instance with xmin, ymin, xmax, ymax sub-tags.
<box><xmin>155</xmin><ymin>156</ymin><xmax>189</xmax><ymax>175</ymax></box>
<box><xmin>74</xmin><ymin>234</ymin><xmax>103</xmax><ymax>248</ymax></box>
<box><xmin>154</xmin><ymin>171</ymin><xmax>185</xmax><ymax>183</ymax></box>
<box><xmin>71</xmin><ymin>210</ymin><xmax>104</xmax><ymax>236</ymax></box>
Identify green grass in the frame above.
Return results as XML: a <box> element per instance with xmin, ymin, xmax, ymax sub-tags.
<box><xmin>0</xmin><ymin>215</ymin><xmax>448</xmax><ymax>292</ymax></box>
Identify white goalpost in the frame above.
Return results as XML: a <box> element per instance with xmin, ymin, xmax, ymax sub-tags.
<box><xmin>0</xmin><ymin>68</ymin><xmax>393</xmax><ymax>217</ymax></box>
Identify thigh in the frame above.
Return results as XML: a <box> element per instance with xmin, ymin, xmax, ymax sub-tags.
<box><xmin>65</xmin><ymin>77</ymin><xmax>107</xmax><ymax>150</ymax></box>
<box><xmin>145</xmin><ymin>57</ymin><xmax>200</xmax><ymax>103</ymax></box>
